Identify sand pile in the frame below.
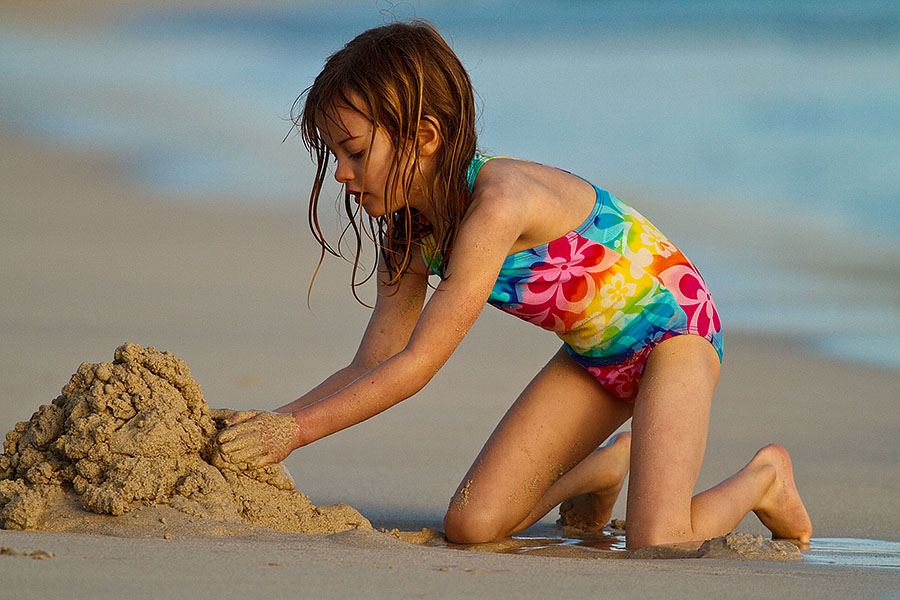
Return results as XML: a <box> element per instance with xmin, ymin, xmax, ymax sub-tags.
<box><xmin>0</xmin><ymin>343</ymin><xmax>371</xmax><ymax>535</ymax></box>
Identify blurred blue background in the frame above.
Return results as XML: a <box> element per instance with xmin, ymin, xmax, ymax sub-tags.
<box><xmin>2</xmin><ymin>0</ymin><xmax>898</xmax><ymax>367</ymax></box>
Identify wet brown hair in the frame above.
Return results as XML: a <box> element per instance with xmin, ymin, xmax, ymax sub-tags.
<box><xmin>292</xmin><ymin>20</ymin><xmax>477</xmax><ymax>302</ymax></box>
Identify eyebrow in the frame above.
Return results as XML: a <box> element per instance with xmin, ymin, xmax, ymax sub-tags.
<box><xmin>335</xmin><ymin>134</ymin><xmax>361</xmax><ymax>146</ymax></box>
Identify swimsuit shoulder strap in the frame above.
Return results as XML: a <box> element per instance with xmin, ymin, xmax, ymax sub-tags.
<box><xmin>424</xmin><ymin>153</ymin><xmax>496</xmax><ymax>276</ymax></box>
<box><xmin>466</xmin><ymin>153</ymin><xmax>495</xmax><ymax>192</ymax></box>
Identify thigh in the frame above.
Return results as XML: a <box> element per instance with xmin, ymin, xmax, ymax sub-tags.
<box><xmin>626</xmin><ymin>334</ymin><xmax>721</xmax><ymax>547</ymax></box>
<box><xmin>448</xmin><ymin>346</ymin><xmax>633</xmax><ymax>534</ymax></box>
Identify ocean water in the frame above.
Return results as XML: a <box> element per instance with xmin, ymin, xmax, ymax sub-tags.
<box><xmin>1</xmin><ymin>0</ymin><xmax>898</xmax><ymax>367</ymax></box>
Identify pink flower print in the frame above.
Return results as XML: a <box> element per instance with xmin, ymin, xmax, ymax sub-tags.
<box><xmin>588</xmin><ymin>362</ymin><xmax>640</xmax><ymax>400</ymax></box>
<box><xmin>658</xmin><ymin>264</ymin><xmax>721</xmax><ymax>338</ymax></box>
<box><xmin>599</xmin><ymin>273</ymin><xmax>637</xmax><ymax>310</ymax></box>
<box><xmin>509</xmin><ymin>236</ymin><xmax>617</xmax><ymax>332</ymax></box>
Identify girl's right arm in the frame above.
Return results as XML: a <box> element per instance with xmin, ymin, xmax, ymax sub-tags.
<box><xmin>273</xmin><ymin>252</ymin><xmax>429</xmax><ymax>414</ymax></box>
<box><xmin>216</xmin><ymin>254</ymin><xmax>429</xmax><ymax>468</ymax></box>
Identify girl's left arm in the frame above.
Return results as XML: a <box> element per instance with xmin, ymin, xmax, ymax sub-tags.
<box><xmin>218</xmin><ymin>189</ymin><xmax>525</xmax><ymax>467</ymax></box>
<box><xmin>292</xmin><ymin>194</ymin><xmax>522</xmax><ymax>442</ymax></box>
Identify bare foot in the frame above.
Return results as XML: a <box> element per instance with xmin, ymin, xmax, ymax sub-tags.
<box><xmin>558</xmin><ymin>432</ymin><xmax>631</xmax><ymax>531</ymax></box>
<box><xmin>751</xmin><ymin>444</ymin><xmax>813</xmax><ymax>546</ymax></box>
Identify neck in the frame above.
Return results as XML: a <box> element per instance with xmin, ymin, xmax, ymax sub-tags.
<box><xmin>407</xmin><ymin>159</ymin><xmax>441</xmax><ymax>230</ymax></box>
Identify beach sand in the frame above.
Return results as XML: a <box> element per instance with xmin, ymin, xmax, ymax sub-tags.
<box><xmin>2</xmin><ymin>3</ymin><xmax>900</xmax><ymax>597</ymax></box>
<box><xmin>4</xmin><ymin>121</ymin><xmax>900</xmax><ymax>600</ymax></box>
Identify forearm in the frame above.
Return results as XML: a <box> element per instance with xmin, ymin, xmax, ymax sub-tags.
<box><xmin>274</xmin><ymin>363</ymin><xmax>368</xmax><ymax>414</ymax></box>
<box><xmin>292</xmin><ymin>350</ymin><xmax>435</xmax><ymax>447</ymax></box>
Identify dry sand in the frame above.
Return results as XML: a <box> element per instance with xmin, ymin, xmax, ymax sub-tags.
<box><xmin>2</xmin><ymin>2</ymin><xmax>900</xmax><ymax>597</ymax></box>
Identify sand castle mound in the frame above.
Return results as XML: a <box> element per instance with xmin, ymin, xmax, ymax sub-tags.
<box><xmin>0</xmin><ymin>343</ymin><xmax>371</xmax><ymax>536</ymax></box>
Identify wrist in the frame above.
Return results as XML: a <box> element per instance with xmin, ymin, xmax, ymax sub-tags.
<box><xmin>290</xmin><ymin>410</ymin><xmax>309</xmax><ymax>449</ymax></box>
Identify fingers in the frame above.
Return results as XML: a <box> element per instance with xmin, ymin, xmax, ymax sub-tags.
<box><xmin>216</xmin><ymin>414</ymin><xmax>274</xmax><ymax>467</ymax></box>
<box><xmin>218</xmin><ymin>426</ymin><xmax>257</xmax><ymax>452</ymax></box>
<box><xmin>217</xmin><ymin>413</ymin><xmax>261</xmax><ymax>444</ymax></box>
<box><xmin>218</xmin><ymin>434</ymin><xmax>276</xmax><ymax>468</ymax></box>
<box><xmin>216</xmin><ymin>410</ymin><xmax>296</xmax><ymax>469</ymax></box>
<box><xmin>251</xmin><ymin>454</ymin><xmax>275</xmax><ymax>468</ymax></box>
<box><xmin>224</xmin><ymin>410</ymin><xmax>262</xmax><ymax>428</ymax></box>
<box><xmin>225</xmin><ymin>442</ymin><xmax>265</xmax><ymax>465</ymax></box>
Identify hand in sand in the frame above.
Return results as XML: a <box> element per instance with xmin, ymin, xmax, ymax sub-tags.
<box><xmin>217</xmin><ymin>410</ymin><xmax>302</xmax><ymax>468</ymax></box>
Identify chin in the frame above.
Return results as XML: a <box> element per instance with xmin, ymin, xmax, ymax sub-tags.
<box><xmin>361</xmin><ymin>204</ymin><xmax>387</xmax><ymax>218</ymax></box>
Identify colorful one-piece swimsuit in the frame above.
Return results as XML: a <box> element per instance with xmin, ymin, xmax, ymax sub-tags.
<box><xmin>423</xmin><ymin>154</ymin><xmax>724</xmax><ymax>401</ymax></box>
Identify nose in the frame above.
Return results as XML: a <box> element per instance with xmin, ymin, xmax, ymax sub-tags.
<box><xmin>334</xmin><ymin>160</ymin><xmax>353</xmax><ymax>184</ymax></box>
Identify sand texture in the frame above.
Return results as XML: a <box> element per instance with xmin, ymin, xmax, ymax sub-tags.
<box><xmin>2</xmin><ymin>125</ymin><xmax>900</xmax><ymax>600</ymax></box>
<box><xmin>625</xmin><ymin>532</ymin><xmax>801</xmax><ymax>561</ymax></box>
<box><xmin>0</xmin><ymin>343</ymin><xmax>370</xmax><ymax>535</ymax></box>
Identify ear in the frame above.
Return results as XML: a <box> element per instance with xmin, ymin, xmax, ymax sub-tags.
<box><xmin>417</xmin><ymin>116</ymin><xmax>442</xmax><ymax>157</ymax></box>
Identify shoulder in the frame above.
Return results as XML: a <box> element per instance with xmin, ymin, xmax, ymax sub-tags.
<box><xmin>471</xmin><ymin>157</ymin><xmax>583</xmax><ymax>202</ymax></box>
<box><xmin>466</xmin><ymin>157</ymin><xmax>598</xmax><ymax>254</ymax></box>
<box><xmin>466</xmin><ymin>158</ymin><xmax>541</xmax><ymax>217</ymax></box>
<box><xmin>471</xmin><ymin>158</ymin><xmax>593</xmax><ymax>217</ymax></box>
<box><xmin>449</xmin><ymin>159</ymin><xmax>544</xmax><ymax>262</ymax></box>
<box><xmin>463</xmin><ymin>159</ymin><xmax>531</xmax><ymax>230</ymax></box>
<box><xmin>470</xmin><ymin>157</ymin><xmax>535</xmax><ymax>196</ymax></box>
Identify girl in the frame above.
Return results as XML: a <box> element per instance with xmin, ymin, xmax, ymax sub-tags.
<box><xmin>218</xmin><ymin>20</ymin><xmax>812</xmax><ymax>549</ymax></box>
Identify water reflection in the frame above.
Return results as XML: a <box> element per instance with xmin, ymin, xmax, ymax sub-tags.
<box><xmin>432</xmin><ymin>525</ymin><xmax>900</xmax><ymax>567</ymax></box>
<box><xmin>804</xmin><ymin>537</ymin><xmax>900</xmax><ymax>569</ymax></box>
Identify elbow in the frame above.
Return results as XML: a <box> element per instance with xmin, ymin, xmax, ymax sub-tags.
<box><xmin>393</xmin><ymin>347</ymin><xmax>443</xmax><ymax>396</ymax></box>
<box><xmin>349</xmin><ymin>353</ymin><xmax>387</xmax><ymax>376</ymax></box>
<box><xmin>351</xmin><ymin>344</ymin><xmax>403</xmax><ymax>373</ymax></box>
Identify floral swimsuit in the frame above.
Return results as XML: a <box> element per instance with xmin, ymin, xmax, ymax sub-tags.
<box><xmin>423</xmin><ymin>154</ymin><xmax>723</xmax><ymax>400</ymax></box>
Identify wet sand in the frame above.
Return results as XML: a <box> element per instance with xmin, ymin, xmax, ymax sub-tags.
<box><xmin>2</xmin><ymin>2</ymin><xmax>900</xmax><ymax>597</ymax></box>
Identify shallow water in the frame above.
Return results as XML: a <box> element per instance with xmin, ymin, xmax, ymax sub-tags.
<box><xmin>446</xmin><ymin>527</ymin><xmax>900</xmax><ymax>568</ymax></box>
<box><xmin>448</xmin><ymin>528</ymin><xmax>628</xmax><ymax>559</ymax></box>
<box><xmin>804</xmin><ymin>537</ymin><xmax>900</xmax><ymax>569</ymax></box>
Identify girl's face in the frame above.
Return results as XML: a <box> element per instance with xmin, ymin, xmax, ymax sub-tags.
<box><xmin>319</xmin><ymin>101</ymin><xmax>424</xmax><ymax>219</ymax></box>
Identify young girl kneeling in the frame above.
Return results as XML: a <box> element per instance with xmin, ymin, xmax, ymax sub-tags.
<box><xmin>218</xmin><ymin>20</ymin><xmax>812</xmax><ymax>550</ymax></box>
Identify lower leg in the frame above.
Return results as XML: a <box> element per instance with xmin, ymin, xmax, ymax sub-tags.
<box><xmin>626</xmin><ymin>335</ymin><xmax>812</xmax><ymax>548</ymax></box>
<box><xmin>511</xmin><ymin>431</ymin><xmax>632</xmax><ymax>534</ymax></box>
<box><xmin>443</xmin><ymin>348</ymin><xmax>632</xmax><ymax>544</ymax></box>
<box><xmin>689</xmin><ymin>444</ymin><xmax>812</xmax><ymax>544</ymax></box>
